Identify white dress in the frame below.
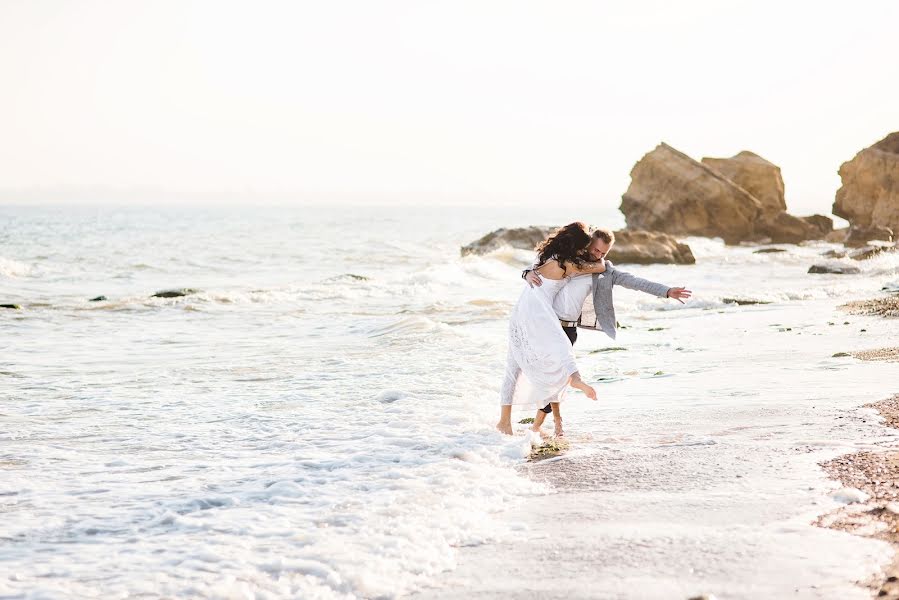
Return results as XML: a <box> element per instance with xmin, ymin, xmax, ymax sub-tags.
<box><xmin>500</xmin><ymin>275</ymin><xmax>579</xmax><ymax>408</ymax></box>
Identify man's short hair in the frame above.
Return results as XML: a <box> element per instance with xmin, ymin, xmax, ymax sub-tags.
<box><xmin>591</xmin><ymin>228</ymin><xmax>615</xmax><ymax>244</ymax></box>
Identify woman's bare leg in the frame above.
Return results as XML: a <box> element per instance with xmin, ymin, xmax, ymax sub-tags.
<box><xmin>569</xmin><ymin>372</ymin><xmax>596</xmax><ymax>400</ymax></box>
<box><xmin>496</xmin><ymin>405</ymin><xmax>514</xmax><ymax>435</ymax></box>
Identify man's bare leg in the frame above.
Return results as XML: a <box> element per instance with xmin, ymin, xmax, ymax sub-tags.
<box><xmin>531</xmin><ymin>408</ymin><xmax>550</xmax><ymax>438</ymax></box>
<box><xmin>550</xmin><ymin>402</ymin><xmax>564</xmax><ymax>437</ymax></box>
<box><xmin>496</xmin><ymin>405</ymin><xmax>514</xmax><ymax>435</ymax></box>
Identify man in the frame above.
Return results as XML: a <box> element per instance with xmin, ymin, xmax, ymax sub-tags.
<box><xmin>521</xmin><ymin>228</ymin><xmax>691</xmax><ymax>436</ymax></box>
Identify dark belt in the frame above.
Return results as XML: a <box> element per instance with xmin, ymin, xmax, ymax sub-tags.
<box><xmin>559</xmin><ymin>319</ymin><xmax>578</xmax><ymax>328</ymax></box>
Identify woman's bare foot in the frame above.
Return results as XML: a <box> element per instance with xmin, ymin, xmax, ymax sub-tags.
<box><xmin>553</xmin><ymin>418</ymin><xmax>565</xmax><ymax>438</ymax></box>
<box><xmin>496</xmin><ymin>421</ymin><xmax>513</xmax><ymax>435</ymax></box>
<box><xmin>571</xmin><ymin>379</ymin><xmax>597</xmax><ymax>400</ymax></box>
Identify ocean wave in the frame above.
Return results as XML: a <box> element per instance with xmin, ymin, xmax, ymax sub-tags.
<box><xmin>0</xmin><ymin>257</ymin><xmax>33</xmax><ymax>278</ymax></box>
<box><xmin>364</xmin><ymin>315</ymin><xmax>448</xmax><ymax>337</ymax></box>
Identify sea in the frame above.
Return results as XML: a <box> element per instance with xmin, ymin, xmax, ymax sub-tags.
<box><xmin>3</xmin><ymin>203</ymin><xmax>899</xmax><ymax>599</ymax></box>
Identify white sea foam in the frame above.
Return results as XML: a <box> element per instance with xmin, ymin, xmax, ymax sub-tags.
<box><xmin>0</xmin><ymin>256</ymin><xmax>32</xmax><ymax>278</ymax></box>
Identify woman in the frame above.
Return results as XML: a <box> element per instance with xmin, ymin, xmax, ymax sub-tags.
<box><xmin>496</xmin><ymin>222</ymin><xmax>606</xmax><ymax>437</ymax></box>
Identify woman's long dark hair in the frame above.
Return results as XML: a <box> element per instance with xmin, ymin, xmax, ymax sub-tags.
<box><xmin>535</xmin><ymin>222</ymin><xmax>592</xmax><ymax>269</ymax></box>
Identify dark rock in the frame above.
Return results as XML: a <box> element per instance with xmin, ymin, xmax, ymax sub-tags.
<box><xmin>753</xmin><ymin>248</ymin><xmax>787</xmax><ymax>254</ymax></box>
<box><xmin>151</xmin><ymin>288</ymin><xmax>201</xmax><ymax>298</ymax></box>
<box><xmin>89</xmin><ymin>295</ymin><xmax>108</xmax><ymax>302</ymax></box>
<box><xmin>0</xmin><ymin>303</ymin><xmax>21</xmax><ymax>309</ymax></box>
<box><xmin>821</xmin><ymin>249</ymin><xmax>848</xmax><ymax>259</ymax></box>
<box><xmin>845</xmin><ymin>225</ymin><xmax>895</xmax><ymax>248</ymax></box>
<box><xmin>722</xmin><ymin>297</ymin><xmax>772</xmax><ymax>305</ymax></box>
<box><xmin>833</xmin><ymin>352</ymin><xmax>851</xmax><ymax>357</ymax></box>
<box><xmin>808</xmin><ymin>264</ymin><xmax>861</xmax><ymax>274</ymax></box>
<box><xmin>326</xmin><ymin>274</ymin><xmax>371</xmax><ymax>282</ymax></box>
<box><xmin>850</xmin><ymin>245</ymin><xmax>895</xmax><ymax>261</ymax></box>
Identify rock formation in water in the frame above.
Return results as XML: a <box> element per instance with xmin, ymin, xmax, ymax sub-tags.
<box><xmin>832</xmin><ymin>132</ymin><xmax>899</xmax><ymax>246</ymax></box>
<box><xmin>621</xmin><ymin>143</ymin><xmax>833</xmax><ymax>244</ymax></box>
<box><xmin>461</xmin><ymin>226</ymin><xmax>695</xmax><ymax>264</ymax></box>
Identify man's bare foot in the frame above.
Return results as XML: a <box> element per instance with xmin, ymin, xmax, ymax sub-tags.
<box><xmin>571</xmin><ymin>379</ymin><xmax>597</xmax><ymax>400</ymax></box>
<box><xmin>553</xmin><ymin>418</ymin><xmax>564</xmax><ymax>438</ymax></box>
<box><xmin>496</xmin><ymin>421</ymin><xmax>513</xmax><ymax>435</ymax></box>
<box><xmin>531</xmin><ymin>424</ymin><xmax>551</xmax><ymax>439</ymax></box>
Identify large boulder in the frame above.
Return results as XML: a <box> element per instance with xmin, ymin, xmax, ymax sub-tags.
<box><xmin>701</xmin><ymin>151</ymin><xmax>786</xmax><ymax>215</ymax></box>
<box><xmin>460</xmin><ymin>226</ymin><xmax>695</xmax><ymax>264</ymax></box>
<box><xmin>623</xmin><ymin>143</ymin><xmax>832</xmax><ymax>244</ymax></box>
<box><xmin>609</xmin><ymin>229</ymin><xmax>695</xmax><ymax>264</ymax></box>
<box><xmin>808</xmin><ymin>264</ymin><xmax>861</xmax><ymax>275</ymax></box>
<box><xmin>833</xmin><ymin>132</ymin><xmax>899</xmax><ymax>243</ymax></box>
<box><xmin>460</xmin><ymin>226</ymin><xmax>552</xmax><ymax>256</ymax></box>
<box><xmin>621</xmin><ymin>143</ymin><xmax>763</xmax><ymax>244</ymax></box>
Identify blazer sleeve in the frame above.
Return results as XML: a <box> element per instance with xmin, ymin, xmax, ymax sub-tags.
<box><xmin>608</xmin><ymin>266</ymin><xmax>670</xmax><ymax>298</ymax></box>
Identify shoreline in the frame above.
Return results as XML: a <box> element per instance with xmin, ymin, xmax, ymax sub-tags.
<box><xmin>818</xmin><ymin>394</ymin><xmax>899</xmax><ymax>599</ymax></box>
<box><xmin>820</xmin><ymin>294</ymin><xmax>899</xmax><ymax>599</ymax></box>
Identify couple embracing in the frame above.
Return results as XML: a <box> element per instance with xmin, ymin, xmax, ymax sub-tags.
<box><xmin>496</xmin><ymin>222</ymin><xmax>692</xmax><ymax>437</ymax></box>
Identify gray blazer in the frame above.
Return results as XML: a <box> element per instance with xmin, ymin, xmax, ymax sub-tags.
<box><xmin>578</xmin><ymin>261</ymin><xmax>671</xmax><ymax>340</ymax></box>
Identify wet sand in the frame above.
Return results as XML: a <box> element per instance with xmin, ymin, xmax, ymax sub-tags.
<box><xmin>843</xmin><ymin>296</ymin><xmax>899</xmax><ymax>318</ymax></box>
<box><xmin>819</xmin><ymin>395</ymin><xmax>899</xmax><ymax>599</ymax></box>
<box><xmin>849</xmin><ymin>348</ymin><xmax>899</xmax><ymax>363</ymax></box>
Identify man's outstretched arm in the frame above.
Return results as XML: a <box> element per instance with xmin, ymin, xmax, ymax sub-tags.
<box><xmin>607</xmin><ymin>263</ymin><xmax>692</xmax><ymax>304</ymax></box>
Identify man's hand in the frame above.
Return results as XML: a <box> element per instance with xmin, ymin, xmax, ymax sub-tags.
<box><xmin>667</xmin><ymin>287</ymin><xmax>692</xmax><ymax>303</ymax></box>
<box><xmin>525</xmin><ymin>270</ymin><xmax>542</xmax><ymax>288</ymax></box>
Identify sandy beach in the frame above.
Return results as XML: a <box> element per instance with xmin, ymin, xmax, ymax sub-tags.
<box><xmin>818</xmin><ymin>299</ymin><xmax>899</xmax><ymax>599</ymax></box>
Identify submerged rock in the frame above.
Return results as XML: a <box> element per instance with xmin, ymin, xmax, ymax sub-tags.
<box><xmin>89</xmin><ymin>295</ymin><xmax>108</xmax><ymax>302</ymax></box>
<box><xmin>753</xmin><ymin>248</ymin><xmax>787</xmax><ymax>254</ymax></box>
<box><xmin>808</xmin><ymin>264</ymin><xmax>861</xmax><ymax>274</ymax></box>
<box><xmin>849</xmin><ymin>244</ymin><xmax>896</xmax><ymax>261</ymax></box>
<box><xmin>151</xmin><ymin>288</ymin><xmax>201</xmax><ymax>298</ymax></box>
<box><xmin>821</xmin><ymin>249</ymin><xmax>848</xmax><ymax>259</ymax></box>
<box><xmin>722</xmin><ymin>297</ymin><xmax>772</xmax><ymax>305</ymax></box>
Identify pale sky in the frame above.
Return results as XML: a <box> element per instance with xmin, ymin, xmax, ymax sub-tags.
<box><xmin>1</xmin><ymin>0</ymin><xmax>897</xmax><ymax>214</ymax></box>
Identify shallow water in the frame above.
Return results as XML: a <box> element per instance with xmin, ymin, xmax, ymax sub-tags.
<box><xmin>2</xmin><ymin>204</ymin><xmax>899</xmax><ymax>598</ymax></box>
